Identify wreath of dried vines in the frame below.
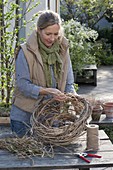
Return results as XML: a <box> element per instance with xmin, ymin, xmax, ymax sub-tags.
<box><xmin>31</xmin><ymin>93</ymin><xmax>92</xmax><ymax>145</ymax></box>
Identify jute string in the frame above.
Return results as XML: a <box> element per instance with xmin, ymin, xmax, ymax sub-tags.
<box><xmin>86</xmin><ymin>124</ymin><xmax>99</xmax><ymax>151</ymax></box>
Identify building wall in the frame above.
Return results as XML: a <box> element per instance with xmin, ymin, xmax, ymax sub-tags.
<box><xmin>1</xmin><ymin>0</ymin><xmax>60</xmax><ymax>41</ymax></box>
<box><xmin>96</xmin><ymin>17</ymin><xmax>112</xmax><ymax>30</ymax></box>
<box><xmin>25</xmin><ymin>0</ymin><xmax>48</xmax><ymax>37</ymax></box>
<box><xmin>25</xmin><ymin>0</ymin><xmax>60</xmax><ymax>38</ymax></box>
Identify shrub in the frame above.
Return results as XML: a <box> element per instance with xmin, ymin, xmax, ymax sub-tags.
<box><xmin>63</xmin><ymin>19</ymin><xmax>98</xmax><ymax>73</ymax></box>
<box><xmin>91</xmin><ymin>38</ymin><xmax>113</xmax><ymax>66</ymax></box>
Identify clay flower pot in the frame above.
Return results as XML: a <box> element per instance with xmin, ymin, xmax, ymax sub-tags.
<box><xmin>103</xmin><ymin>102</ymin><xmax>113</xmax><ymax>118</ymax></box>
<box><xmin>91</xmin><ymin>104</ymin><xmax>103</xmax><ymax>121</ymax></box>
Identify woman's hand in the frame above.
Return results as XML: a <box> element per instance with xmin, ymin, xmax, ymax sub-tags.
<box><xmin>40</xmin><ymin>87</ymin><xmax>67</xmax><ymax>101</ymax></box>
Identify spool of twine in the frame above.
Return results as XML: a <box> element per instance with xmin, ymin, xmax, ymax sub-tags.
<box><xmin>86</xmin><ymin>124</ymin><xmax>99</xmax><ymax>151</ymax></box>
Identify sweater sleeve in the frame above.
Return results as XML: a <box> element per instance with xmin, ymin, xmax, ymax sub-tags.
<box><xmin>15</xmin><ymin>49</ymin><xmax>41</xmax><ymax>99</ymax></box>
<box><xmin>65</xmin><ymin>57</ymin><xmax>77</xmax><ymax>94</ymax></box>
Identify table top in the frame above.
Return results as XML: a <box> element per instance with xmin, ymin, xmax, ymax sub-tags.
<box><xmin>0</xmin><ymin>130</ymin><xmax>113</xmax><ymax>170</ymax></box>
<box><xmin>83</xmin><ymin>64</ymin><xmax>97</xmax><ymax>70</ymax></box>
<box><xmin>90</xmin><ymin>114</ymin><xmax>113</xmax><ymax>126</ymax></box>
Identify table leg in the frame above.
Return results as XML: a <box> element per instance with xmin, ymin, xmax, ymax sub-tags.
<box><xmin>93</xmin><ymin>69</ymin><xmax>97</xmax><ymax>86</ymax></box>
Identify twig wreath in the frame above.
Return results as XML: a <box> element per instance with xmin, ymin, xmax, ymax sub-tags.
<box><xmin>31</xmin><ymin>93</ymin><xmax>91</xmax><ymax>145</ymax></box>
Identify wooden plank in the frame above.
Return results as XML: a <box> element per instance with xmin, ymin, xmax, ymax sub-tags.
<box><xmin>83</xmin><ymin>64</ymin><xmax>97</xmax><ymax>70</ymax></box>
<box><xmin>78</xmin><ymin>129</ymin><xmax>109</xmax><ymax>140</ymax></box>
<box><xmin>98</xmin><ymin>129</ymin><xmax>109</xmax><ymax>140</ymax></box>
<box><xmin>0</xmin><ymin>117</ymin><xmax>10</xmax><ymax>126</ymax></box>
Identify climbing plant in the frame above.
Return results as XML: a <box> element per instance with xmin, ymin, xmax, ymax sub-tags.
<box><xmin>0</xmin><ymin>0</ymin><xmax>40</xmax><ymax>106</ymax></box>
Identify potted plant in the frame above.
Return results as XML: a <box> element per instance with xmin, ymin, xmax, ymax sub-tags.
<box><xmin>103</xmin><ymin>102</ymin><xmax>113</xmax><ymax>119</ymax></box>
<box><xmin>91</xmin><ymin>99</ymin><xmax>103</xmax><ymax>121</ymax></box>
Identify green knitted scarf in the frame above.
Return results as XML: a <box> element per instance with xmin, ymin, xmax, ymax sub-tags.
<box><xmin>38</xmin><ymin>38</ymin><xmax>63</xmax><ymax>87</ymax></box>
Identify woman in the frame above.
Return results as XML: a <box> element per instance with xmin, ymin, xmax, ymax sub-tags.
<box><xmin>10</xmin><ymin>10</ymin><xmax>78</xmax><ymax>137</ymax></box>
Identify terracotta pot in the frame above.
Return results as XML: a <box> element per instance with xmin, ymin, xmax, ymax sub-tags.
<box><xmin>103</xmin><ymin>102</ymin><xmax>113</xmax><ymax>118</ymax></box>
<box><xmin>91</xmin><ymin>105</ymin><xmax>103</xmax><ymax>121</ymax></box>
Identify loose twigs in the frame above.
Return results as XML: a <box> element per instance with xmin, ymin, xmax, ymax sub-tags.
<box><xmin>0</xmin><ymin>136</ymin><xmax>54</xmax><ymax>159</ymax></box>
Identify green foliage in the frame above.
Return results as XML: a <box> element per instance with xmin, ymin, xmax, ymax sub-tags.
<box><xmin>63</xmin><ymin>19</ymin><xmax>98</xmax><ymax>72</ymax></box>
<box><xmin>100</xmin><ymin>126</ymin><xmax>113</xmax><ymax>143</ymax></box>
<box><xmin>73</xmin><ymin>83</ymin><xmax>79</xmax><ymax>92</ymax></box>
<box><xmin>60</xmin><ymin>0</ymin><xmax>113</xmax><ymax>67</ymax></box>
<box><xmin>60</xmin><ymin>0</ymin><xmax>113</xmax><ymax>28</ymax></box>
<box><xmin>97</xmin><ymin>28</ymin><xmax>113</xmax><ymax>51</ymax></box>
<box><xmin>0</xmin><ymin>102</ymin><xmax>11</xmax><ymax>115</ymax></box>
<box><xmin>90</xmin><ymin>38</ymin><xmax>113</xmax><ymax>66</ymax></box>
<box><xmin>0</xmin><ymin>0</ymin><xmax>40</xmax><ymax>105</ymax></box>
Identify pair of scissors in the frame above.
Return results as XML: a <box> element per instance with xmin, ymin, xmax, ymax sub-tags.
<box><xmin>75</xmin><ymin>152</ymin><xmax>102</xmax><ymax>163</ymax></box>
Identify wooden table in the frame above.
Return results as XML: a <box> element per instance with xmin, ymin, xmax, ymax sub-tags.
<box><xmin>0</xmin><ymin>130</ymin><xmax>113</xmax><ymax>170</ymax></box>
<box><xmin>90</xmin><ymin>114</ymin><xmax>113</xmax><ymax>126</ymax></box>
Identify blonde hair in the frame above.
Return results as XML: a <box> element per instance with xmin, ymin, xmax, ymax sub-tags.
<box><xmin>37</xmin><ymin>10</ymin><xmax>64</xmax><ymax>39</ymax></box>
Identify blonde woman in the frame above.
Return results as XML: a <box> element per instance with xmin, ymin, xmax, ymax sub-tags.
<box><xmin>10</xmin><ymin>10</ymin><xmax>78</xmax><ymax>137</ymax></box>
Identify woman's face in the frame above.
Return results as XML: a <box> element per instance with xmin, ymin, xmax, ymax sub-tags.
<box><xmin>38</xmin><ymin>24</ymin><xmax>60</xmax><ymax>48</ymax></box>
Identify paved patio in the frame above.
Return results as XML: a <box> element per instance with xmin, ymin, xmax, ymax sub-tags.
<box><xmin>78</xmin><ymin>65</ymin><xmax>113</xmax><ymax>102</ymax></box>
